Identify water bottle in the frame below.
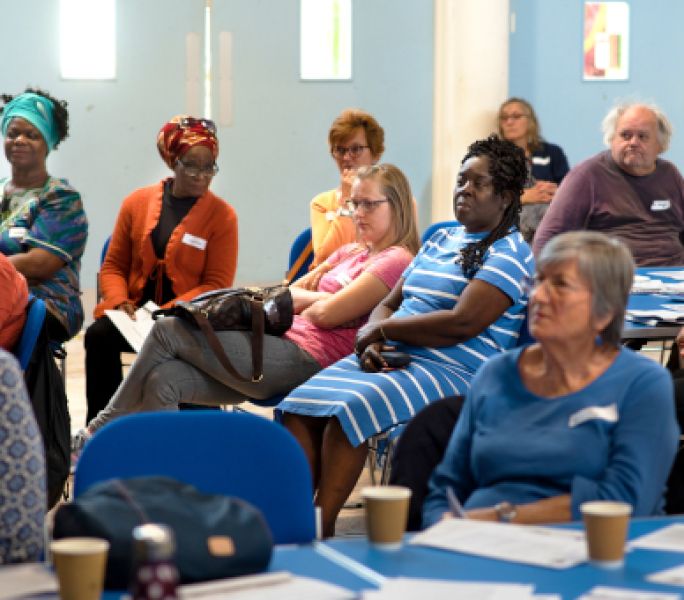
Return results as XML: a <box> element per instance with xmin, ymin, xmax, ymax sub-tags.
<box><xmin>130</xmin><ymin>524</ymin><xmax>179</xmax><ymax>600</ymax></box>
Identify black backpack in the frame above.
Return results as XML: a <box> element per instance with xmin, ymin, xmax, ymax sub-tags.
<box><xmin>23</xmin><ymin>324</ymin><xmax>71</xmax><ymax>509</ymax></box>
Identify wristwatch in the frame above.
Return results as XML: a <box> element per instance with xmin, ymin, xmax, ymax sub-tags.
<box><xmin>494</xmin><ymin>501</ymin><xmax>517</xmax><ymax>523</ymax></box>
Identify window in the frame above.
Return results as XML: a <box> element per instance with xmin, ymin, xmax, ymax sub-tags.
<box><xmin>300</xmin><ymin>0</ymin><xmax>351</xmax><ymax>80</ymax></box>
<box><xmin>60</xmin><ymin>0</ymin><xmax>116</xmax><ymax>80</ymax></box>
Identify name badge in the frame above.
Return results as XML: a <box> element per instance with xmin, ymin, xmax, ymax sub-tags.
<box><xmin>9</xmin><ymin>227</ymin><xmax>27</xmax><ymax>240</ymax></box>
<box><xmin>325</xmin><ymin>210</ymin><xmax>337</xmax><ymax>222</ymax></box>
<box><xmin>182</xmin><ymin>233</ymin><xmax>207</xmax><ymax>251</ymax></box>
<box><xmin>568</xmin><ymin>403</ymin><xmax>618</xmax><ymax>428</ymax></box>
<box><xmin>531</xmin><ymin>156</ymin><xmax>551</xmax><ymax>165</ymax></box>
<box><xmin>651</xmin><ymin>199</ymin><xmax>671</xmax><ymax>211</ymax></box>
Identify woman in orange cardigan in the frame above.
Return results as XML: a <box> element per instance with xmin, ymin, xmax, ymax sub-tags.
<box><xmin>84</xmin><ymin>115</ymin><xmax>238</xmax><ymax>423</ymax></box>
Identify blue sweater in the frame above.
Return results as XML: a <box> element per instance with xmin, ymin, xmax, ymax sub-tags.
<box><xmin>423</xmin><ymin>346</ymin><xmax>678</xmax><ymax>527</ymax></box>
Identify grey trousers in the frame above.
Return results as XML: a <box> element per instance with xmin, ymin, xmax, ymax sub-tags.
<box><xmin>88</xmin><ymin>317</ymin><xmax>321</xmax><ymax>433</ymax></box>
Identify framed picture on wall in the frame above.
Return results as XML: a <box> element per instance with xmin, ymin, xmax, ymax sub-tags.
<box><xmin>583</xmin><ymin>1</ymin><xmax>629</xmax><ymax>80</ymax></box>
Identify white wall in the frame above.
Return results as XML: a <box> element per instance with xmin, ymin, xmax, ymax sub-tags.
<box><xmin>1</xmin><ymin>0</ymin><xmax>434</xmax><ymax>312</ymax></box>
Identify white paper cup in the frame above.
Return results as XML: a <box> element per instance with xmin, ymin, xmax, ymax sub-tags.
<box><xmin>50</xmin><ymin>537</ymin><xmax>110</xmax><ymax>600</ymax></box>
<box><xmin>580</xmin><ymin>501</ymin><xmax>632</xmax><ymax>569</ymax></box>
<box><xmin>362</xmin><ymin>485</ymin><xmax>411</xmax><ymax>550</ymax></box>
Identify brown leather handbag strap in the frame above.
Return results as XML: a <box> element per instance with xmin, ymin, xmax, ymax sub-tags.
<box><xmin>190</xmin><ymin>299</ymin><xmax>265</xmax><ymax>383</ymax></box>
<box><xmin>283</xmin><ymin>239</ymin><xmax>313</xmax><ymax>285</ymax></box>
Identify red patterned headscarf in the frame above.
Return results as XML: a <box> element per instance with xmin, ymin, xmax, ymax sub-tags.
<box><xmin>157</xmin><ymin>115</ymin><xmax>219</xmax><ymax>169</ymax></box>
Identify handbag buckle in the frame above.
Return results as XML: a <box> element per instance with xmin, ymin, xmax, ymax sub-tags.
<box><xmin>252</xmin><ymin>373</ymin><xmax>264</xmax><ymax>383</ymax></box>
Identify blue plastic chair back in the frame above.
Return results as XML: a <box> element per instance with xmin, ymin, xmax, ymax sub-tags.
<box><xmin>14</xmin><ymin>296</ymin><xmax>47</xmax><ymax>370</ymax></box>
<box><xmin>74</xmin><ymin>411</ymin><xmax>316</xmax><ymax>544</ymax></box>
<box><xmin>421</xmin><ymin>220</ymin><xmax>460</xmax><ymax>243</ymax></box>
<box><xmin>288</xmin><ymin>227</ymin><xmax>313</xmax><ymax>282</ymax></box>
<box><xmin>100</xmin><ymin>236</ymin><xmax>111</xmax><ymax>265</ymax></box>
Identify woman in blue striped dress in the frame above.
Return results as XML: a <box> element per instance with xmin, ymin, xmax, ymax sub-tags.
<box><xmin>279</xmin><ymin>136</ymin><xmax>535</xmax><ymax>536</ymax></box>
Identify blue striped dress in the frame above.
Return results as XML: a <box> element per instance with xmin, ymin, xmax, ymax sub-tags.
<box><xmin>279</xmin><ymin>227</ymin><xmax>535</xmax><ymax>446</ymax></box>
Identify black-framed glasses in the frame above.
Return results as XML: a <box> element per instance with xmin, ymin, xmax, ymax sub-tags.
<box><xmin>180</xmin><ymin>117</ymin><xmax>217</xmax><ymax>134</ymax></box>
<box><xmin>347</xmin><ymin>198</ymin><xmax>388</xmax><ymax>213</ymax></box>
<box><xmin>177</xmin><ymin>159</ymin><xmax>219</xmax><ymax>178</ymax></box>
<box><xmin>331</xmin><ymin>144</ymin><xmax>370</xmax><ymax>159</ymax></box>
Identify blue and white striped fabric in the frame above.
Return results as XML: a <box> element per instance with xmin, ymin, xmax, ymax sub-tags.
<box><xmin>279</xmin><ymin>226</ymin><xmax>534</xmax><ymax>447</ymax></box>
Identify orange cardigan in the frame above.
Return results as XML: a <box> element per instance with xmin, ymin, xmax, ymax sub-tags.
<box><xmin>94</xmin><ymin>179</ymin><xmax>238</xmax><ymax>319</ymax></box>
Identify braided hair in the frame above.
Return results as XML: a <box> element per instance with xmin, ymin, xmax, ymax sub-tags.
<box><xmin>458</xmin><ymin>135</ymin><xmax>526</xmax><ymax>278</ymax></box>
<box><xmin>0</xmin><ymin>87</ymin><xmax>70</xmax><ymax>148</ymax></box>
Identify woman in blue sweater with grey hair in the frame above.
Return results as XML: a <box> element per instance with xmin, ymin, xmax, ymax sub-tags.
<box><xmin>423</xmin><ymin>231</ymin><xmax>678</xmax><ymax>527</ymax></box>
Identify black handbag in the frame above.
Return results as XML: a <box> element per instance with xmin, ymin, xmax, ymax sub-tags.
<box><xmin>153</xmin><ymin>286</ymin><xmax>293</xmax><ymax>383</ymax></box>
<box><xmin>53</xmin><ymin>476</ymin><xmax>274</xmax><ymax>589</ymax></box>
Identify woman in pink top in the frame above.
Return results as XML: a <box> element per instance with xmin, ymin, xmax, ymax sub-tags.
<box><xmin>76</xmin><ymin>164</ymin><xmax>419</xmax><ymax>442</ymax></box>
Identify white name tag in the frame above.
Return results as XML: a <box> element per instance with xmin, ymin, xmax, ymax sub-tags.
<box><xmin>325</xmin><ymin>210</ymin><xmax>337</xmax><ymax>222</ymax></box>
<box><xmin>568</xmin><ymin>403</ymin><xmax>618</xmax><ymax>428</ymax></box>
<box><xmin>651</xmin><ymin>199</ymin><xmax>671</xmax><ymax>211</ymax></box>
<box><xmin>181</xmin><ymin>233</ymin><xmax>207</xmax><ymax>251</ymax></box>
<box><xmin>9</xmin><ymin>227</ymin><xmax>27</xmax><ymax>240</ymax></box>
<box><xmin>532</xmin><ymin>156</ymin><xmax>551</xmax><ymax>165</ymax></box>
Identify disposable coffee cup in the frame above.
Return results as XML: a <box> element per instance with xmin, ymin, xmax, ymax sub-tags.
<box><xmin>580</xmin><ymin>501</ymin><xmax>632</xmax><ymax>569</ymax></box>
<box><xmin>50</xmin><ymin>537</ymin><xmax>109</xmax><ymax>600</ymax></box>
<box><xmin>362</xmin><ymin>485</ymin><xmax>411</xmax><ymax>550</ymax></box>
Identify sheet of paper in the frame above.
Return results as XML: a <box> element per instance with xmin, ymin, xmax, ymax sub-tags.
<box><xmin>360</xmin><ymin>577</ymin><xmax>535</xmax><ymax>599</ymax></box>
<box><xmin>648</xmin><ymin>563</ymin><xmax>684</xmax><ymax>587</ymax></box>
<box><xmin>410</xmin><ymin>519</ymin><xmax>587</xmax><ymax>569</ymax></box>
<box><xmin>632</xmin><ymin>278</ymin><xmax>665</xmax><ymax>293</ymax></box>
<box><xmin>179</xmin><ymin>571</ymin><xmax>354</xmax><ymax>600</ymax></box>
<box><xmin>105</xmin><ymin>300</ymin><xmax>159</xmax><ymax>353</ymax></box>
<box><xmin>626</xmin><ymin>309</ymin><xmax>684</xmax><ymax>324</ymax></box>
<box><xmin>663</xmin><ymin>304</ymin><xmax>684</xmax><ymax>313</ymax></box>
<box><xmin>0</xmin><ymin>563</ymin><xmax>58</xmax><ymax>600</ymax></box>
<box><xmin>649</xmin><ymin>271</ymin><xmax>684</xmax><ymax>281</ymax></box>
<box><xmin>630</xmin><ymin>523</ymin><xmax>684</xmax><ymax>552</ymax></box>
<box><xmin>577</xmin><ymin>585</ymin><xmax>680</xmax><ymax>599</ymax></box>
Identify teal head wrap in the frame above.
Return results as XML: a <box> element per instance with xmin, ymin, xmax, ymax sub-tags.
<box><xmin>1</xmin><ymin>92</ymin><xmax>59</xmax><ymax>151</ymax></box>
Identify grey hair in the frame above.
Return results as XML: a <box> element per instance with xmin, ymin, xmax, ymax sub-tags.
<box><xmin>537</xmin><ymin>231</ymin><xmax>634</xmax><ymax>347</ymax></box>
<box><xmin>601</xmin><ymin>101</ymin><xmax>672</xmax><ymax>151</ymax></box>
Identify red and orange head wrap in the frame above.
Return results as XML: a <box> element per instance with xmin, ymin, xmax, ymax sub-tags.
<box><xmin>157</xmin><ymin>115</ymin><xmax>219</xmax><ymax>169</ymax></box>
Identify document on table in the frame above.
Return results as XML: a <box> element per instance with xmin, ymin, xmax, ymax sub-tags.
<box><xmin>577</xmin><ymin>586</ymin><xmax>680</xmax><ymax>600</ymax></box>
<box><xmin>410</xmin><ymin>519</ymin><xmax>587</xmax><ymax>569</ymax></box>
<box><xmin>359</xmin><ymin>577</ymin><xmax>538</xmax><ymax>599</ymax></box>
<box><xmin>0</xmin><ymin>563</ymin><xmax>58</xmax><ymax>600</ymax></box>
<box><xmin>625</xmin><ymin>309</ymin><xmax>684</xmax><ymax>325</ymax></box>
<box><xmin>649</xmin><ymin>271</ymin><xmax>684</xmax><ymax>282</ymax></box>
<box><xmin>648</xmin><ymin>563</ymin><xmax>684</xmax><ymax>587</ymax></box>
<box><xmin>179</xmin><ymin>571</ymin><xmax>354</xmax><ymax>599</ymax></box>
<box><xmin>630</xmin><ymin>523</ymin><xmax>684</xmax><ymax>552</ymax></box>
<box><xmin>105</xmin><ymin>300</ymin><xmax>159</xmax><ymax>353</ymax></box>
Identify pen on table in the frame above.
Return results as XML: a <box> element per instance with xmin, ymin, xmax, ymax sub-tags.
<box><xmin>446</xmin><ymin>486</ymin><xmax>466</xmax><ymax>518</ymax></box>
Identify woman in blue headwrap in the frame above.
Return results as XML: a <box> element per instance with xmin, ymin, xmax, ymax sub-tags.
<box><xmin>0</xmin><ymin>88</ymin><xmax>88</xmax><ymax>342</ymax></box>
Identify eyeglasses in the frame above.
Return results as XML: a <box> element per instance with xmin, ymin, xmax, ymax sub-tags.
<box><xmin>347</xmin><ymin>198</ymin><xmax>388</xmax><ymax>213</ymax></box>
<box><xmin>499</xmin><ymin>113</ymin><xmax>527</xmax><ymax>122</ymax></box>
<box><xmin>180</xmin><ymin>117</ymin><xmax>217</xmax><ymax>134</ymax></box>
<box><xmin>177</xmin><ymin>159</ymin><xmax>219</xmax><ymax>178</ymax></box>
<box><xmin>522</xmin><ymin>274</ymin><xmax>590</xmax><ymax>298</ymax></box>
<box><xmin>331</xmin><ymin>144</ymin><xmax>370</xmax><ymax>159</ymax></box>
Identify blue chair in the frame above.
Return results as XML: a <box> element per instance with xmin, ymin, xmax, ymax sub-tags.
<box><xmin>285</xmin><ymin>227</ymin><xmax>313</xmax><ymax>283</ymax></box>
<box><xmin>421</xmin><ymin>219</ymin><xmax>460</xmax><ymax>244</ymax></box>
<box><xmin>74</xmin><ymin>411</ymin><xmax>316</xmax><ymax>544</ymax></box>
<box><xmin>13</xmin><ymin>296</ymin><xmax>47</xmax><ymax>370</ymax></box>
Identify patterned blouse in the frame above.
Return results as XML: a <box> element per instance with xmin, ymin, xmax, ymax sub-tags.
<box><xmin>0</xmin><ymin>350</ymin><xmax>46</xmax><ymax>563</ymax></box>
<box><xmin>0</xmin><ymin>177</ymin><xmax>88</xmax><ymax>338</ymax></box>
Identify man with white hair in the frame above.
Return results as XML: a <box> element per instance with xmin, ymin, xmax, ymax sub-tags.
<box><xmin>533</xmin><ymin>102</ymin><xmax>684</xmax><ymax>265</ymax></box>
